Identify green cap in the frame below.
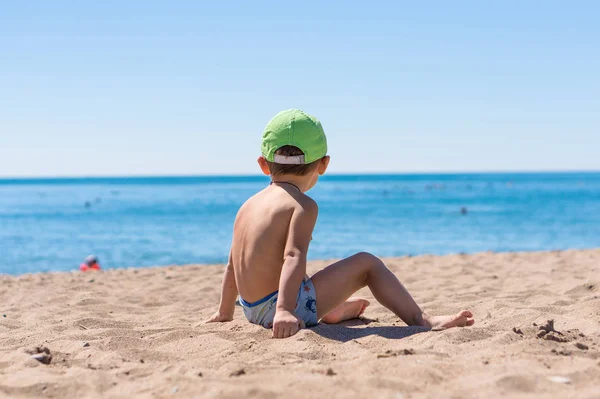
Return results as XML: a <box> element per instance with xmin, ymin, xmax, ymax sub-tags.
<box><xmin>261</xmin><ymin>109</ymin><xmax>328</xmax><ymax>165</ymax></box>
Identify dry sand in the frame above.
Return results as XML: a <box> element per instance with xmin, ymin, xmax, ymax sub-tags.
<box><xmin>1</xmin><ymin>250</ymin><xmax>599</xmax><ymax>399</ymax></box>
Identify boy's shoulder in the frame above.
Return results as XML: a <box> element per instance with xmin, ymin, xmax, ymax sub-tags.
<box><xmin>278</xmin><ymin>189</ymin><xmax>319</xmax><ymax>216</ymax></box>
<box><xmin>295</xmin><ymin>193</ymin><xmax>318</xmax><ymax>213</ymax></box>
<box><xmin>238</xmin><ymin>188</ymin><xmax>318</xmax><ymax>216</ymax></box>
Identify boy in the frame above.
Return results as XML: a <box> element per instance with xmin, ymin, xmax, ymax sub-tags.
<box><xmin>207</xmin><ymin>109</ymin><xmax>474</xmax><ymax>338</ymax></box>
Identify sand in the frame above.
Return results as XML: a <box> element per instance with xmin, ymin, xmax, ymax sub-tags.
<box><xmin>1</xmin><ymin>250</ymin><xmax>599</xmax><ymax>399</ymax></box>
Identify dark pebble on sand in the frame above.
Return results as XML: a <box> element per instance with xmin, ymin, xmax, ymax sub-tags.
<box><xmin>326</xmin><ymin>368</ymin><xmax>336</xmax><ymax>376</ymax></box>
<box><xmin>140</xmin><ymin>359</ymin><xmax>145</xmax><ymax>364</ymax></box>
<box><xmin>543</xmin><ymin>332</ymin><xmax>568</xmax><ymax>343</ymax></box>
<box><xmin>2</xmin><ymin>314</ymin><xmax>5</xmax><ymax>317</ymax></box>
<box><xmin>377</xmin><ymin>349</ymin><xmax>414</xmax><ymax>358</ymax></box>
<box><xmin>551</xmin><ymin>348</ymin><xmax>572</xmax><ymax>356</ymax></box>
<box><xmin>29</xmin><ymin>346</ymin><xmax>52</xmax><ymax>365</ymax></box>
<box><xmin>539</xmin><ymin>319</ymin><xmax>559</xmax><ymax>334</ymax></box>
<box><xmin>230</xmin><ymin>368</ymin><xmax>245</xmax><ymax>377</ymax></box>
<box><xmin>88</xmin><ymin>279</ymin><xmax>94</xmax><ymax>283</ymax></box>
<box><xmin>512</xmin><ymin>327</ymin><xmax>523</xmax><ymax>335</ymax></box>
<box><xmin>537</xmin><ymin>330</ymin><xmax>547</xmax><ymax>338</ymax></box>
<box><xmin>31</xmin><ymin>353</ymin><xmax>52</xmax><ymax>364</ymax></box>
<box><xmin>575</xmin><ymin>342</ymin><xmax>589</xmax><ymax>350</ymax></box>
<box><xmin>83</xmin><ymin>342</ymin><xmax>90</xmax><ymax>347</ymax></box>
<box><xmin>198</xmin><ymin>372</ymin><xmax>203</xmax><ymax>377</ymax></box>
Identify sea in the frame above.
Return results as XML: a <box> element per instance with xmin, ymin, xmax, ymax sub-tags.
<box><xmin>1</xmin><ymin>173</ymin><xmax>599</xmax><ymax>275</ymax></box>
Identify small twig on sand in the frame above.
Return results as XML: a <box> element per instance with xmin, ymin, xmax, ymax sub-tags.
<box><xmin>78</xmin><ymin>324</ymin><xmax>89</xmax><ymax>330</ymax></box>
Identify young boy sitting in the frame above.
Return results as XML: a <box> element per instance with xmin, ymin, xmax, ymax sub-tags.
<box><xmin>207</xmin><ymin>109</ymin><xmax>474</xmax><ymax>338</ymax></box>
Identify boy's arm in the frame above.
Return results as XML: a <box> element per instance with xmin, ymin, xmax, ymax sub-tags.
<box><xmin>206</xmin><ymin>251</ymin><xmax>238</xmax><ymax>323</ymax></box>
<box><xmin>273</xmin><ymin>201</ymin><xmax>318</xmax><ymax>338</ymax></box>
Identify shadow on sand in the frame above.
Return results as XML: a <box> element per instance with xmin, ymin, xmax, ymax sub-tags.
<box><xmin>311</xmin><ymin>318</ymin><xmax>429</xmax><ymax>342</ymax></box>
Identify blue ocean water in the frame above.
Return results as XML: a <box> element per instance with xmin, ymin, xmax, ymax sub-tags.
<box><xmin>1</xmin><ymin>173</ymin><xmax>599</xmax><ymax>275</ymax></box>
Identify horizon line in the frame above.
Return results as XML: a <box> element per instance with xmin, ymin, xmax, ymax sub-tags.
<box><xmin>1</xmin><ymin>169</ymin><xmax>599</xmax><ymax>181</ymax></box>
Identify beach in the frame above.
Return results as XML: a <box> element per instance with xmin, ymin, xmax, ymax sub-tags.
<box><xmin>1</xmin><ymin>249</ymin><xmax>599</xmax><ymax>399</ymax></box>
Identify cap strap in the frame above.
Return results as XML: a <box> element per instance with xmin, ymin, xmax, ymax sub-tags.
<box><xmin>273</xmin><ymin>154</ymin><xmax>305</xmax><ymax>165</ymax></box>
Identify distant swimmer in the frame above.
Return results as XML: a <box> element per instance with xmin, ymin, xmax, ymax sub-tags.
<box><xmin>84</xmin><ymin>201</ymin><xmax>91</xmax><ymax>208</ymax></box>
<box><xmin>460</xmin><ymin>207</ymin><xmax>468</xmax><ymax>215</ymax></box>
<box><xmin>80</xmin><ymin>255</ymin><xmax>101</xmax><ymax>271</ymax></box>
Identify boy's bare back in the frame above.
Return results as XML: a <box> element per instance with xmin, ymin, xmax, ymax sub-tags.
<box><xmin>231</xmin><ymin>183</ymin><xmax>316</xmax><ymax>303</ymax></box>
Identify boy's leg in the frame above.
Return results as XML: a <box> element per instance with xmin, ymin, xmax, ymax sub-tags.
<box><xmin>311</xmin><ymin>252</ymin><xmax>474</xmax><ymax>329</ymax></box>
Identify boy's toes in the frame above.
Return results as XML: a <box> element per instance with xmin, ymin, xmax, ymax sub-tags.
<box><xmin>458</xmin><ymin>310</ymin><xmax>473</xmax><ymax>319</ymax></box>
<box><xmin>358</xmin><ymin>300</ymin><xmax>370</xmax><ymax>316</ymax></box>
<box><xmin>455</xmin><ymin>310</ymin><xmax>474</xmax><ymax>327</ymax></box>
<box><xmin>361</xmin><ymin>299</ymin><xmax>370</xmax><ymax>310</ymax></box>
<box><xmin>429</xmin><ymin>310</ymin><xmax>475</xmax><ymax>329</ymax></box>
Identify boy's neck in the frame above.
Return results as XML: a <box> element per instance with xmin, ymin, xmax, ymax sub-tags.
<box><xmin>270</xmin><ymin>175</ymin><xmax>310</xmax><ymax>193</ymax></box>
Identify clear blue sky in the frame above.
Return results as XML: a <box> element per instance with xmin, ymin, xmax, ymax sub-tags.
<box><xmin>1</xmin><ymin>1</ymin><xmax>599</xmax><ymax>177</ymax></box>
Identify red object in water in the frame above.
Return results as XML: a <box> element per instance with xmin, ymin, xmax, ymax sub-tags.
<box><xmin>80</xmin><ymin>263</ymin><xmax>101</xmax><ymax>271</ymax></box>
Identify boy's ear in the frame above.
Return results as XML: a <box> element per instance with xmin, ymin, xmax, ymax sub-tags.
<box><xmin>257</xmin><ymin>156</ymin><xmax>271</xmax><ymax>176</ymax></box>
<box><xmin>318</xmin><ymin>156</ymin><xmax>330</xmax><ymax>175</ymax></box>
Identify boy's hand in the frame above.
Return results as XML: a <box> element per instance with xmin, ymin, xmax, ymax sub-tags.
<box><xmin>205</xmin><ymin>311</ymin><xmax>233</xmax><ymax>323</ymax></box>
<box><xmin>273</xmin><ymin>309</ymin><xmax>305</xmax><ymax>338</ymax></box>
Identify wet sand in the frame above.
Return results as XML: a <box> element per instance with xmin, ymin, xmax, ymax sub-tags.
<box><xmin>1</xmin><ymin>250</ymin><xmax>599</xmax><ymax>398</ymax></box>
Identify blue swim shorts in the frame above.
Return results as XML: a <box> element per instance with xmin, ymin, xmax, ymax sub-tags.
<box><xmin>239</xmin><ymin>278</ymin><xmax>318</xmax><ymax>329</ymax></box>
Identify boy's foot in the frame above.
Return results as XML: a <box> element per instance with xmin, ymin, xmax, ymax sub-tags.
<box><xmin>424</xmin><ymin>310</ymin><xmax>475</xmax><ymax>330</ymax></box>
<box><xmin>322</xmin><ymin>297</ymin><xmax>370</xmax><ymax>324</ymax></box>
